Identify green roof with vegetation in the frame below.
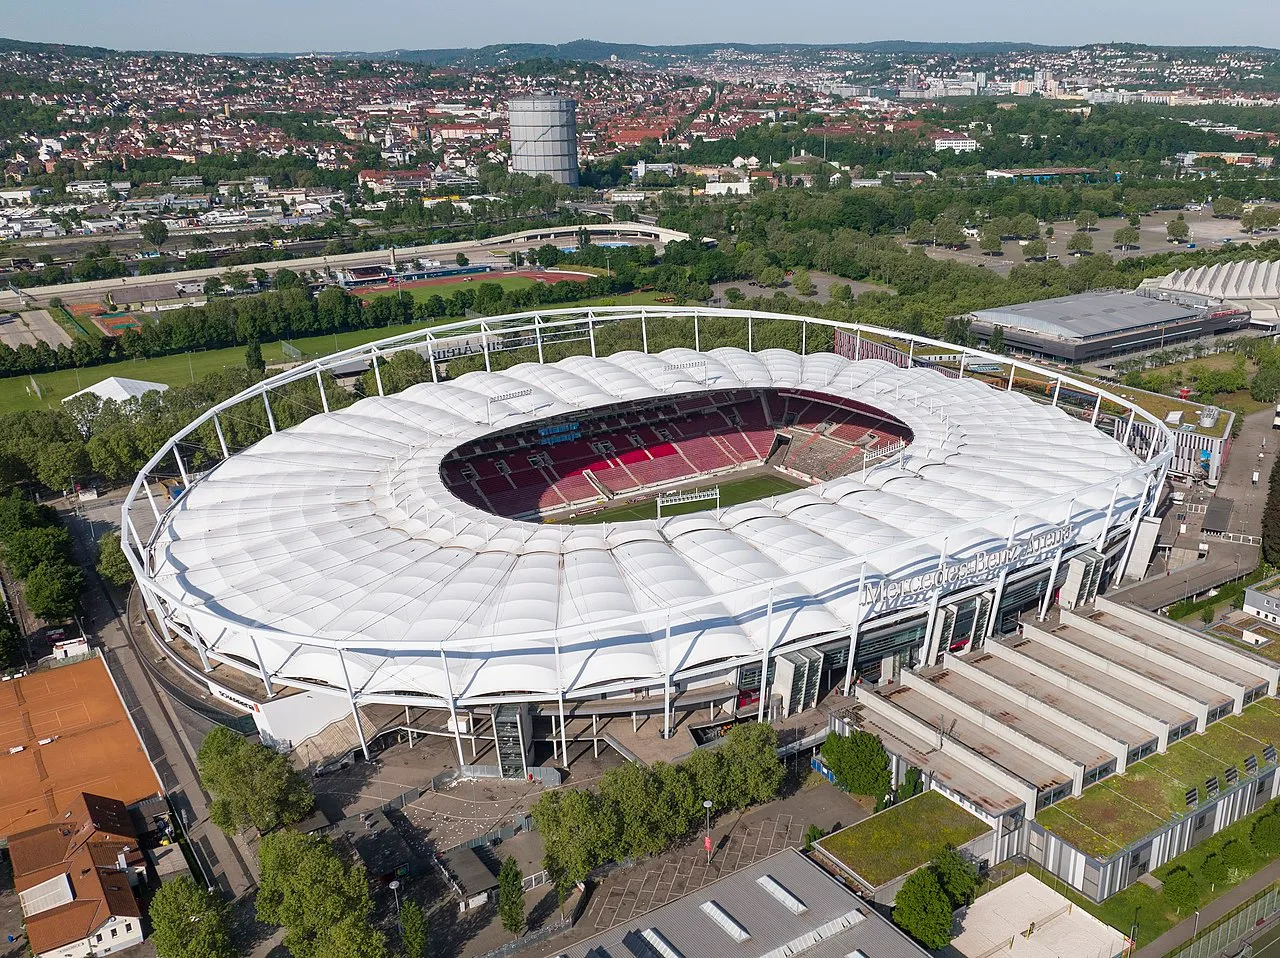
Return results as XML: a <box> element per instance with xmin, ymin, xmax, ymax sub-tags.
<box><xmin>816</xmin><ymin>790</ymin><xmax>989</xmax><ymax>887</ymax></box>
<box><xmin>1037</xmin><ymin>699</ymin><xmax>1280</xmax><ymax>859</ymax></box>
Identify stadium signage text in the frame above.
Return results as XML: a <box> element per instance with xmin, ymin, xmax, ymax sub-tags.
<box><xmin>866</xmin><ymin>525</ymin><xmax>1075</xmax><ymax>608</ymax></box>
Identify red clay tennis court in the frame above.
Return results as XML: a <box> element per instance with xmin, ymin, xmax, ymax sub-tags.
<box><xmin>0</xmin><ymin>657</ymin><xmax>162</xmax><ymax>839</ymax></box>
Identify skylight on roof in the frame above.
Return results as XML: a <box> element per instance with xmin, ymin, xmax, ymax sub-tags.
<box><xmin>756</xmin><ymin>874</ymin><xmax>808</xmax><ymax>914</ymax></box>
<box><xmin>640</xmin><ymin>928</ymin><xmax>684</xmax><ymax>958</ymax></box>
<box><xmin>700</xmin><ymin>900</ymin><xmax>750</xmax><ymax>942</ymax></box>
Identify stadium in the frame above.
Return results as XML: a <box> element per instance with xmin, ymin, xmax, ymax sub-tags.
<box><xmin>121</xmin><ymin>307</ymin><xmax>1172</xmax><ymax>775</ymax></box>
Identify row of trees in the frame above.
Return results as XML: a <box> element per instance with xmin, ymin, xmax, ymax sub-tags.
<box><xmin>195</xmin><ymin>726</ymin><xmax>315</xmax><ymax>834</ymax></box>
<box><xmin>0</xmin><ymin>491</ymin><xmax>82</xmax><ymax>623</ymax></box>
<box><xmin>532</xmin><ymin>722</ymin><xmax>786</xmax><ymax>892</ymax></box>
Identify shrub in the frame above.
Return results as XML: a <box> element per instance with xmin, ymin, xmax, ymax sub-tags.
<box><xmin>804</xmin><ymin>824</ymin><xmax>825</xmax><ymax>851</ymax></box>
<box><xmin>1202</xmin><ymin>852</ymin><xmax>1227</xmax><ymax>885</ymax></box>
<box><xmin>893</xmin><ymin>867</ymin><xmax>955</xmax><ymax>949</ymax></box>
<box><xmin>1163</xmin><ymin>867</ymin><xmax>1199</xmax><ymax>914</ymax></box>
<box><xmin>822</xmin><ymin>730</ymin><xmax>890</xmax><ymax>798</ymax></box>
<box><xmin>1222</xmin><ymin>838</ymin><xmax>1252</xmax><ymax>871</ymax></box>
<box><xmin>1252</xmin><ymin>812</ymin><xmax>1280</xmax><ymax>856</ymax></box>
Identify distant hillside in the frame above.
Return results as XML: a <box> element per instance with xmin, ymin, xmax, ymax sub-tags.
<box><xmin>0</xmin><ymin>36</ymin><xmax>118</xmax><ymax>57</ymax></box>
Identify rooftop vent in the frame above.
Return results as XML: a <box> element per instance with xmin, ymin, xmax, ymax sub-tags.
<box><xmin>756</xmin><ymin>874</ymin><xmax>808</xmax><ymax>914</ymax></box>
<box><xmin>700</xmin><ymin>901</ymin><xmax>750</xmax><ymax>942</ymax></box>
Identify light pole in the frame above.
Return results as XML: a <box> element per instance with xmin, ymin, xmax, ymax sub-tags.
<box><xmin>389</xmin><ymin>879</ymin><xmax>401</xmax><ymax>928</ymax></box>
<box><xmin>703</xmin><ymin>800</ymin><xmax>714</xmax><ymax>865</ymax></box>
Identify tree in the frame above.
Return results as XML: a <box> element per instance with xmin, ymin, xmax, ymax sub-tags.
<box><xmin>1067</xmin><ymin>231</ymin><xmax>1094</xmax><ymax>255</ymax></box>
<box><xmin>758</xmin><ymin>265</ymin><xmax>785</xmax><ymax>288</ymax></box>
<box><xmin>1129</xmin><ymin>212</ymin><xmax>1142</xmax><ymax>227</ymax></box>
<box><xmin>1222</xmin><ymin>839</ymin><xmax>1252</xmax><ymax>871</ymax></box>
<box><xmin>273</xmin><ymin>268</ymin><xmax>303</xmax><ymax>291</ymax></box>
<box><xmin>933</xmin><ymin>217</ymin><xmax>965</xmax><ymax>248</ymax></box>
<box><xmin>724</xmin><ymin>287</ymin><xmax>744</xmax><ymax>303</ymax></box>
<box><xmin>906</xmin><ymin>219</ymin><xmax>934</xmax><ymax>244</ymax></box>
<box><xmin>245</xmin><ymin>342</ymin><xmax>265</xmax><ymax>376</ymax></box>
<box><xmin>24</xmin><ymin>561</ymin><xmax>82</xmax><ymax>621</ymax></box>
<box><xmin>197</xmin><ymin>726</ymin><xmax>314</xmax><ymax>834</ymax></box>
<box><xmin>204</xmin><ymin>276</ymin><xmax>223</xmax><ymax>297</ymax></box>
<box><xmin>257</xmin><ymin>830</ymin><xmax>385</xmax><ymax>958</ymax></box>
<box><xmin>1023</xmin><ymin>239</ymin><xmax>1047</xmax><ymax>260</ymax></box>
<box><xmin>96</xmin><ymin>530</ymin><xmax>134</xmax><ymax>588</ymax></box>
<box><xmin>532</xmin><ymin>787</ymin><xmax>612</xmax><ymax>888</ymax></box>
<box><xmin>455</xmin><ymin>252</ymin><xmax>469</xmax><ymax>267</ymax></box>
<box><xmin>150</xmin><ymin>876</ymin><xmax>236</xmax><ymax>958</ymax></box>
<box><xmin>822</xmin><ymin>730</ymin><xmax>890</xmax><ymax>798</ymax></box>
<box><xmin>1252</xmin><ymin>812</ymin><xmax>1280</xmax><ymax>855</ymax></box>
<box><xmin>1163</xmin><ymin>867</ymin><xmax>1199</xmax><ymax>914</ymax></box>
<box><xmin>893</xmin><ymin>867</ymin><xmax>955</xmax><ymax>949</ymax></box>
<box><xmin>1113</xmin><ymin>226</ymin><xmax>1140</xmax><ymax>249</ymax></box>
<box><xmin>140</xmin><ymin>219</ymin><xmax>169</xmax><ymax>252</ymax></box>
<box><xmin>719</xmin><ymin>721</ymin><xmax>785</xmax><ymax>809</ymax></box>
<box><xmin>1168</xmin><ymin>217</ymin><xmax>1191</xmax><ymax>242</ymax></box>
<box><xmin>2</xmin><ymin>525</ymin><xmax>72</xmax><ymax>578</ymax></box>
<box><xmin>35</xmin><ymin>441</ymin><xmax>91</xmax><ymax>492</ymax></box>
<box><xmin>0</xmin><ymin>611</ymin><xmax>21</xmax><ymax>671</ymax></box>
<box><xmin>1202</xmin><ymin>852</ymin><xmax>1228</xmax><ymax>886</ymax></box>
<box><xmin>900</xmin><ymin>766</ymin><xmax>924</xmax><ymax>799</ymax></box>
<box><xmin>1075</xmin><ymin>210</ymin><xmax>1099</xmax><ymax>230</ymax></box>
<box><xmin>498</xmin><ymin>856</ymin><xmax>526</xmax><ymax>936</ymax></box>
<box><xmin>978</xmin><ymin>227</ymin><xmax>1003</xmax><ymax>256</ymax></box>
<box><xmin>400</xmin><ymin>900</ymin><xmax>428</xmax><ymax>958</ymax></box>
<box><xmin>792</xmin><ymin>268</ymin><xmax>815</xmax><ymax>296</ymax></box>
<box><xmin>803</xmin><ymin>824</ymin><xmax>825</xmax><ymax>851</ymax></box>
<box><xmin>1213</xmin><ymin>196</ymin><xmax>1244</xmax><ymax>219</ymax></box>
<box><xmin>931</xmin><ymin>847</ymin><xmax>980</xmax><ymax>910</ymax></box>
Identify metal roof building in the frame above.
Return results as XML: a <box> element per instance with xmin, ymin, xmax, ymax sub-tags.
<box><xmin>967</xmin><ymin>290</ymin><xmax>1244</xmax><ymax>363</ymax></box>
<box><xmin>553</xmin><ymin>847</ymin><xmax>929</xmax><ymax>958</ymax></box>
<box><xmin>1142</xmin><ymin>259</ymin><xmax>1280</xmax><ymax>325</ymax></box>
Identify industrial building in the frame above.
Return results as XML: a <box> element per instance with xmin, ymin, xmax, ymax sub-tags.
<box><xmin>557</xmin><ymin>847</ymin><xmax>929</xmax><ymax>958</ymax></box>
<box><xmin>508</xmin><ymin>96</ymin><xmax>579</xmax><ymax>186</ymax></box>
<box><xmin>967</xmin><ymin>289</ymin><xmax>1250</xmax><ymax>364</ymax></box>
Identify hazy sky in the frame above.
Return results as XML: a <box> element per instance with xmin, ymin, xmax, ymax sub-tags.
<box><xmin>6</xmin><ymin>0</ymin><xmax>1278</xmax><ymax>54</ymax></box>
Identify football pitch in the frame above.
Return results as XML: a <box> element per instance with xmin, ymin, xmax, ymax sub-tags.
<box><xmin>563</xmin><ymin>473</ymin><xmax>804</xmax><ymax>524</ymax></box>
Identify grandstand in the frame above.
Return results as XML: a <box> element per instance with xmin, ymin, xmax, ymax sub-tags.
<box><xmin>441</xmin><ymin>388</ymin><xmax>911</xmax><ymax>520</ymax></box>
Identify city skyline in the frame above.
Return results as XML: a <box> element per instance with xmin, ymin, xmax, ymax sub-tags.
<box><xmin>6</xmin><ymin>0</ymin><xmax>1280</xmax><ymax>55</ymax></box>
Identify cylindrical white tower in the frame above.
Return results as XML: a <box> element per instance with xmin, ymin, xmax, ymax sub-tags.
<box><xmin>508</xmin><ymin>96</ymin><xmax>579</xmax><ymax>187</ymax></box>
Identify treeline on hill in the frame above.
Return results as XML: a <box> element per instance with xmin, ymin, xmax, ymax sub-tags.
<box><xmin>0</xmin><ymin>270</ymin><xmax>628</xmax><ymax>377</ymax></box>
<box><xmin>667</xmin><ymin>102</ymin><xmax>1271</xmax><ymax>175</ymax></box>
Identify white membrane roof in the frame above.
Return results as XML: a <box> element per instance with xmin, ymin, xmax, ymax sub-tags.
<box><xmin>150</xmin><ymin>348</ymin><xmax>1144</xmax><ymax>701</ymax></box>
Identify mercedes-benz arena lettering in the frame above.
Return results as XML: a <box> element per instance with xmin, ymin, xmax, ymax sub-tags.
<box><xmin>121</xmin><ymin>308</ymin><xmax>1171</xmax><ymax>767</ymax></box>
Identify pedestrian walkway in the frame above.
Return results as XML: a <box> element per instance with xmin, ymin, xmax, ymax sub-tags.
<box><xmin>1134</xmin><ymin>859</ymin><xmax>1280</xmax><ymax>958</ymax></box>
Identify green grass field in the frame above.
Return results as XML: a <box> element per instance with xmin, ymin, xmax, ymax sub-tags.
<box><xmin>816</xmin><ymin>790</ymin><xmax>989</xmax><ymax>887</ymax></box>
<box><xmin>563</xmin><ymin>473</ymin><xmax>802</xmax><ymax>524</ymax></box>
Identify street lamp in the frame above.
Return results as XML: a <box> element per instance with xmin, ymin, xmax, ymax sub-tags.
<box><xmin>389</xmin><ymin>880</ymin><xmax>402</xmax><ymax>928</ymax></box>
<box><xmin>703</xmin><ymin>800</ymin><xmax>714</xmax><ymax>865</ymax></box>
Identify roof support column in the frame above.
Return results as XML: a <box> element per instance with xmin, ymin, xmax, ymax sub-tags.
<box><xmin>662</xmin><ymin>614</ymin><xmax>673</xmax><ymax>740</ymax></box>
<box><xmin>958</xmin><ymin>351</ymin><xmax>967</xmax><ymax>378</ymax></box>
<box><xmin>843</xmin><ymin>562</ymin><xmax>869</xmax><ymax>696</ymax></box>
<box><xmin>482</xmin><ymin>323</ymin><xmax>492</xmax><ymax>373</ymax></box>
<box><xmin>173</xmin><ymin>447</ymin><xmax>189</xmax><ymax>487</ymax></box>
<box><xmin>748</xmin><ymin>314</ymin><xmax>753</xmax><ymax>352</ymax></box>
<box><xmin>426</xmin><ymin>337</ymin><xmax>439</xmax><ymax>383</ymax></box>
<box><xmin>1039</xmin><ymin>498</ymin><xmax>1076</xmax><ymax>621</ymax></box>
<box><xmin>337</xmin><ymin>648</ymin><xmax>371</xmax><ymax>763</ymax></box>
<box><xmin>1051</xmin><ymin>378</ymin><xmax>1062</xmax><ymax>407</ymax></box>
<box><xmin>1096</xmin><ymin>482</ymin><xmax>1120</xmax><ymax>552</ymax></box>
<box><xmin>922</xmin><ymin>538</ymin><xmax>949</xmax><ymax>667</ymax></box>
<box><xmin>588</xmin><ymin>314</ymin><xmax>597</xmax><ymax>358</ymax></box>
<box><xmin>553</xmin><ymin>636</ymin><xmax>569</xmax><ymax>767</ymax></box>
<box><xmin>641</xmin><ymin>311</ymin><xmax>649</xmax><ymax>355</ymax></box>
<box><xmin>535</xmin><ymin>318</ymin><xmax>545</xmax><ymax>365</ymax></box>
<box><xmin>213</xmin><ymin>414</ymin><xmax>229</xmax><ymax>459</ymax></box>
<box><xmin>1090</xmin><ymin>392</ymin><xmax>1102</xmax><ymax>426</ymax></box>
<box><xmin>249</xmin><ymin>635</ymin><xmax>274</xmax><ymax>698</ymax></box>
<box><xmin>438</xmin><ymin>648</ymin><xmax>466</xmax><ymax>770</ymax></box>
<box><xmin>801</xmin><ymin>320</ymin><xmax>807</xmax><ymax>356</ymax></box>
<box><xmin>1007</xmin><ymin>364</ymin><xmax>1016</xmax><ymax>391</ymax></box>
<box><xmin>372</xmin><ymin>352</ymin><xmax>385</xmax><ymax>397</ymax></box>
<box><xmin>694</xmin><ymin>314</ymin><xmax>700</xmax><ymax>352</ymax></box>
<box><xmin>142</xmin><ymin>478</ymin><xmax>162</xmax><ymax>524</ymax></box>
<box><xmin>907</xmin><ymin>340</ymin><xmax>915</xmax><ymax>368</ymax></box>
<box><xmin>1123</xmin><ymin>408</ymin><xmax>1136</xmax><ymax>447</ymax></box>
<box><xmin>986</xmin><ymin>514</ymin><xmax>1021</xmax><ymax>638</ymax></box>
<box><xmin>757</xmin><ymin>588</ymin><xmax>775</xmax><ymax>725</ymax></box>
<box><xmin>315</xmin><ymin>369</ymin><xmax>329</xmax><ymax>413</ymax></box>
<box><xmin>854</xmin><ymin>329</ymin><xmax>861</xmax><ymax>360</ymax></box>
<box><xmin>263</xmin><ymin>392</ymin><xmax>277</xmax><ymax>434</ymax></box>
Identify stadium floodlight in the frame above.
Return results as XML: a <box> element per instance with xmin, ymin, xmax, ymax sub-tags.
<box><xmin>486</xmin><ymin>387</ymin><xmax>533</xmax><ymax>425</ymax></box>
<box><xmin>657</xmin><ymin>486</ymin><xmax>720</xmax><ymax>519</ymax></box>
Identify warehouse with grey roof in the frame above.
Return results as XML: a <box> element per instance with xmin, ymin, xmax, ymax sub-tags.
<box><xmin>967</xmin><ymin>290</ymin><xmax>1249</xmax><ymax>363</ymax></box>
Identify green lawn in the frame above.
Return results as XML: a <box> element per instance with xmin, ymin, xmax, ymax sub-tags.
<box><xmin>1036</xmin><ymin>700</ymin><xmax>1280</xmax><ymax>859</ymax></box>
<box><xmin>562</xmin><ymin>473</ymin><xmax>802</xmax><ymax>524</ymax></box>
<box><xmin>816</xmin><ymin>790</ymin><xmax>990</xmax><ymax>887</ymax></box>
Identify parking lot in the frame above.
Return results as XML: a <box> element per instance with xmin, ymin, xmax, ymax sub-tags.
<box><xmin>0</xmin><ymin>309</ymin><xmax>72</xmax><ymax>349</ymax></box>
